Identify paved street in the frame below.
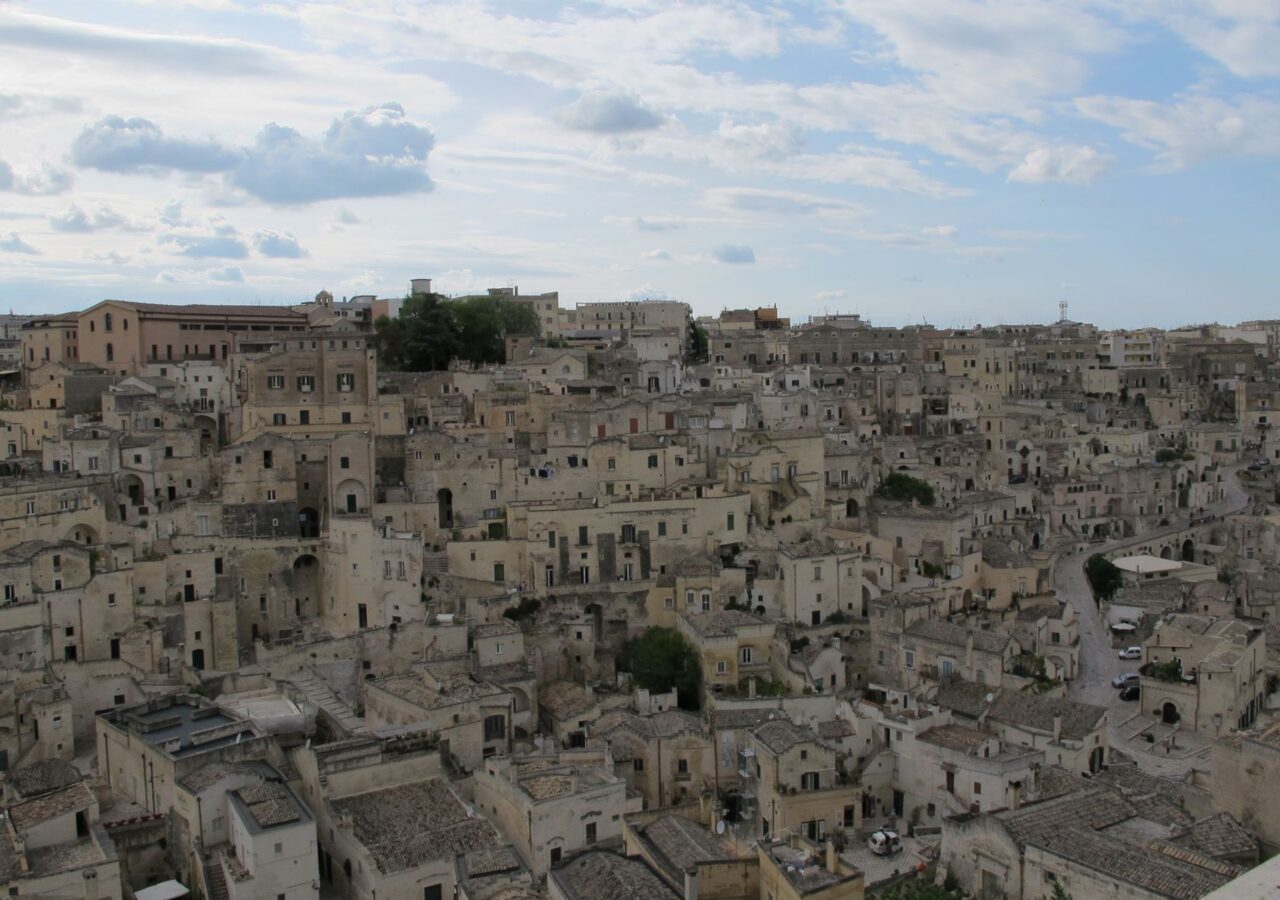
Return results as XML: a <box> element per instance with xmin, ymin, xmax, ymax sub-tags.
<box><xmin>1053</xmin><ymin>466</ymin><xmax>1251</xmax><ymax>775</ymax></box>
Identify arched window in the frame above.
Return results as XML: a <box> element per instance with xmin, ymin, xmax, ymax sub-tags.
<box><xmin>105</xmin><ymin>343</ymin><xmax>114</xmax><ymax>362</ymax></box>
<box><xmin>122</xmin><ymin>318</ymin><xmax>128</xmax><ymax>330</ymax></box>
<box><xmin>104</xmin><ymin>313</ymin><xmax>113</xmax><ymax>332</ymax></box>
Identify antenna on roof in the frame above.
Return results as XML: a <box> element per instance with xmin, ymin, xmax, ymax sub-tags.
<box><xmin>1059</xmin><ymin>300</ymin><xmax>1069</xmax><ymax>323</ymax></box>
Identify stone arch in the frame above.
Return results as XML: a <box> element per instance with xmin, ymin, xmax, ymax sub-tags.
<box><xmin>1162</xmin><ymin>701</ymin><xmax>1180</xmax><ymax>724</ymax></box>
<box><xmin>64</xmin><ymin>523</ymin><xmax>98</xmax><ymax>545</ymax></box>
<box><xmin>119</xmin><ymin>473</ymin><xmax>146</xmax><ymax>506</ymax></box>
<box><xmin>1181</xmin><ymin>539</ymin><xmax>1195</xmax><ymax>563</ymax></box>
<box><xmin>846</xmin><ymin>498</ymin><xmax>860</xmax><ymax>519</ymax></box>
<box><xmin>1032</xmin><ymin>532</ymin><xmax>1041</xmax><ymax>550</ymax></box>
<box><xmin>1160</xmin><ymin>545</ymin><xmax>1172</xmax><ymax>559</ymax></box>
<box><xmin>336</xmin><ymin>479</ymin><xmax>367</xmax><ymax>514</ymax></box>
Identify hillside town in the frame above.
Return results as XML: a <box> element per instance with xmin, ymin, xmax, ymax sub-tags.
<box><xmin>4</xmin><ymin>283</ymin><xmax>1280</xmax><ymax>900</ymax></box>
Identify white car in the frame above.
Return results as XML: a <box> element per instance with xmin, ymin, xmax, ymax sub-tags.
<box><xmin>867</xmin><ymin>829</ymin><xmax>902</xmax><ymax>857</ymax></box>
<box><xmin>1117</xmin><ymin>647</ymin><xmax>1143</xmax><ymax>660</ymax></box>
<box><xmin>1112</xmin><ymin>672</ymin><xmax>1140</xmax><ymax>688</ymax></box>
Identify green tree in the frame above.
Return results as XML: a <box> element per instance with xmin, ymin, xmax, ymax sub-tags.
<box><xmin>875</xmin><ymin>473</ymin><xmax>936</xmax><ymax>506</ymax></box>
<box><xmin>687</xmin><ymin>321</ymin><xmax>709</xmax><ymax>363</ymax></box>
<box><xmin>878</xmin><ymin>875</ymin><xmax>966</xmax><ymax>899</ymax></box>
<box><xmin>1085</xmin><ymin>554</ymin><xmax>1124</xmax><ymax>602</ymax></box>
<box><xmin>622</xmin><ymin>627</ymin><xmax>702</xmax><ymax>710</ymax></box>
<box><xmin>373</xmin><ymin>292</ymin><xmax>460</xmax><ymax>372</ymax></box>
<box><xmin>372</xmin><ymin>292</ymin><xmax>540</xmax><ymax>371</ymax></box>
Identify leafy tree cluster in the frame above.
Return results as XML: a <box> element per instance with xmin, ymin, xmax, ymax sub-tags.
<box><xmin>621</xmin><ymin>627</ymin><xmax>702</xmax><ymax>710</ymax></box>
<box><xmin>686</xmin><ymin>322</ymin><xmax>709</xmax><ymax>363</ymax></box>
<box><xmin>502</xmin><ymin>597</ymin><xmax>542</xmax><ymax>622</ymax></box>
<box><xmin>1085</xmin><ymin>554</ymin><xmax>1123</xmax><ymax>602</ymax></box>
<box><xmin>373</xmin><ymin>292</ymin><xmax>540</xmax><ymax>371</ymax></box>
<box><xmin>875</xmin><ymin>473</ymin><xmax>936</xmax><ymax>507</ymax></box>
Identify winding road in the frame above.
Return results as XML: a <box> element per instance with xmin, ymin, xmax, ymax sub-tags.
<box><xmin>1052</xmin><ymin>465</ymin><xmax>1252</xmax><ymax>767</ymax></box>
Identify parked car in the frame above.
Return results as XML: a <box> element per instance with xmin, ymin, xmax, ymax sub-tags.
<box><xmin>867</xmin><ymin>829</ymin><xmax>902</xmax><ymax>857</ymax></box>
<box><xmin>1118</xmin><ymin>647</ymin><xmax>1143</xmax><ymax>660</ymax></box>
<box><xmin>1112</xmin><ymin>672</ymin><xmax>1140</xmax><ymax>688</ymax></box>
<box><xmin>1248</xmin><ymin>462</ymin><xmax>1264</xmax><ymax>472</ymax></box>
<box><xmin>1119</xmin><ymin>684</ymin><xmax>1141</xmax><ymax>702</ymax></box>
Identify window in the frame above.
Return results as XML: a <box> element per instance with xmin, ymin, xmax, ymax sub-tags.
<box><xmin>262</xmin><ymin>450</ymin><xmax>273</xmax><ymax>469</ymax></box>
<box><xmin>340</xmin><ymin>456</ymin><xmax>350</xmax><ymax>469</ymax></box>
<box><xmin>337</xmin><ymin>372</ymin><xmax>355</xmax><ymax>392</ymax></box>
<box><xmin>484</xmin><ymin>714</ymin><xmax>506</xmax><ymax>741</ymax></box>
<box><xmin>424</xmin><ymin>887</ymin><xmax>443</xmax><ymax>900</ymax></box>
<box><xmin>740</xmin><ymin>646</ymin><xmax>753</xmax><ymax>664</ymax></box>
<box><xmin>578</xmin><ymin>525</ymin><xmax>589</xmax><ymax>546</ymax></box>
<box><xmin>493</xmin><ymin>563</ymin><xmax>505</xmax><ymax>582</ymax></box>
<box><xmin>701</xmin><ymin>592</ymin><xmax>711</xmax><ymax>611</ymax></box>
<box><xmin>267</xmin><ymin>490</ymin><xmax>277</xmax><ymax>501</ymax></box>
<box><xmin>904</xmin><ymin>650</ymin><xmax>915</xmax><ymax>670</ymax></box>
<box><xmin>813</xmin><ymin>566</ymin><xmax>822</xmax><ymax>580</ymax></box>
<box><xmin>274</xmin><ymin>842</ymin><xmax>283</xmax><ymax>855</ymax></box>
<box><xmin>801</xmin><ymin>772</ymin><xmax>820</xmax><ymax>790</ymax></box>
<box><xmin>586</xmin><ymin>822</ymin><xmax>597</xmax><ymax>844</ymax></box>
<box><xmin>677</xmin><ymin>758</ymin><xmax>689</xmax><ymax>774</ymax></box>
<box><xmin>297</xmin><ymin>374</ymin><xmax>315</xmax><ymax>392</ymax></box>
<box><xmin>657</xmin><ymin>521</ymin><xmax>667</xmax><ymax>537</ymax></box>
<box><xmin>272</xmin><ymin>413</ymin><xmax>286</xmax><ymax>426</ymax></box>
<box><xmin>634</xmin><ymin>758</ymin><xmax>644</xmax><ymax>771</ymax></box>
<box><xmin>647</xmin><ymin>454</ymin><xmax>658</xmax><ymax>469</ymax></box>
<box><xmin>716</xmin><ymin>660</ymin><xmax>727</xmax><ymax>674</ymax></box>
<box><xmin>341</xmin><ymin>411</ymin><xmax>351</xmax><ymax>424</ymax></box>
<box><xmin>607</xmin><ymin>457</ymin><xmax>616</xmax><ymax>471</ymax></box>
<box><xmin>726</xmin><ymin>513</ymin><xmax>735</xmax><ymax>531</ymax></box>
<box><xmin>267</xmin><ymin>375</ymin><xmax>284</xmax><ymax>390</ymax></box>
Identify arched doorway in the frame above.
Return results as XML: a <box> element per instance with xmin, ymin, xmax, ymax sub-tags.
<box><xmin>1160</xmin><ymin>545</ymin><xmax>1172</xmax><ymax>560</ymax></box>
<box><xmin>1032</xmin><ymin>532</ymin><xmax>1041</xmax><ymax>550</ymax></box>
<box><xmin>1181</xmin><ymin>539</ymin><xmax>1195</xmax><ymax>562</ymax></box>
<box><xmin>336</xmin><ymin>478</ymin><xmax>367</xmax><ymax>515</ymax></box>
<box><xmin>1089</xmin><ymin>746</ymin><xmax>1104</xmax><ymax>773</ymax></box>
<box><xmin>1162</xmin><ymin>702</ymin><xmax>1180</xmax><ymax>725</ymax></box>
<box><xmin>65</xmin><ymin>523</ymin><xmax>97</xmax><ymax>545</ymax></box>
<box><xmin>861</xmin><ymin>585</ymin><xmax>871</xmax><ymax>617</ymax></box>
<box><xmin>298</xmin><ymin>507</ymin><xmax>320</xmax><ymax>539</ymax></box>
<box><xmin>846</xmin><ymin>498</ymin><xmax>860</xmax><ymax>519</ymax></box>
<box><xmin>437</xmin><ymin>488</ymin><xmax>454</xmax><ymax>528</ymax></box>
<box><xmin>120</xmin><ymin>473</ymin><xmax>145</xmax><ymax>506</ymax></box>
<box><xmin>191</xmin><ymin>648</ymin><xmax>205</xmax><ymax>671</ymax></box>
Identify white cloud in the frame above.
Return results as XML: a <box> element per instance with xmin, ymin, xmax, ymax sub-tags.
<box><xmin>644</xmin><ymin>248</ymin><xmax>673</xmax><ymax>260</ymax></box>
<box><xmin>49</xmin><ymin>203</ymin><xmax>139</xmax><ymax>232</ymax></box>
<box><xmin>0</xmin><ymin>232</ymin><xmax>39</xmax><ymax>254</ymax></box>
<box><xmin>703</xmin><ymin>187</ymin><xmax>868</xmax><ymax>217</ymax></box>
<box><xmin>1075</xmin><ymin>92</ymin><xmax>1280</xmax><ymax>168</ymax></box>
<box><xmin>922</xmin><ymin>225</ymin><xmax>958</xmax><ymax>238</ymax></box>
<box><xmin>712</xmin><ymin>244</ymin><xmax>755</xmax><ymax>264</ymax></box>
<box><xmin>253</xmin><ymin>229</ymin><xmax>307</xmax><ymax>258</ymax></box>
<box><xmin>0</xmin><ymin>159</ymin><xmax>72</xmax><ymax>195</ymax></box>
<box><xmin>1007</xmin><ymin>145</ymin><xmax>1112</xmax><ymax>184</ymax></box>
<box><xmin>556</xmin><ymin>91</ymin><xmax>665</xmax><ymax>133</ymax></box>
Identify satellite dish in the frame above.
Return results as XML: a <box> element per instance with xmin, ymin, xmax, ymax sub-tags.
<box><xmin>716</xmin><ymin>820</ymin><xmax>726</xmax><ymax>835</ymax></box>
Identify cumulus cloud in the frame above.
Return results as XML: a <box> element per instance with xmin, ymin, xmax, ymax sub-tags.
<box><xmin>253</xmin><ymin>229</ymin><xmax>307</xmax><ymax>258</ymax></box>
<box><xmin>922</xmin><ymin>225</ymin><xmax>958</xmax><ymax>238</ymax></box>
<box><xmin>160</xmin><ymin>232</ymin><xmax>249</xmax><ymax>259</ymax></box>
<box><xmin>1007</xmin><ymin>145</ymin><xmax>1112</xmax><ymax>185</ymax></box>
<box><xmin>715</xmin><ymin>120</ymin><xmax>804</xmax><ymax>161</ymax></box>
<box><xmin>712</xmin><ymin>244</ymin><xmax>755</xmax><ymax>264</ymax></box>
<box><xmin>49</xmin><ymin>203</ymin><xmax>133</xmax><ymax>232</ymax></box>
<box><xmin>229</xmin><ymin>102</ymin><xmax>435</xmax><ymax>203</ymax></box>
<box><xmin>704</xmin><ymin>187</ymin><xmax>866</xmax><ymax>217</ymax></box>
<box><xmin>0</xmin><ymin>159</ymin><xmax>72</xmax><ymax>195</ymax></box>
<box><xmin>0</xmin><ymin>91</ymin><xmax>82</xmax><ymax>119</ymax></box>
<box><xmin>815</xmin><ymin>289</ymin><xmax>848</xmax><ymax>302</ymax></box>
<box><xmin>71</xmin><ymin>115</ymin><xmax>239</xmax><ymax>174</ymax></box>
<box><xmin>159</xmin><ymin>199</ymin><xmax>187</xmax><ymax>226</ymax></box>
<box><xmin>157</xmin><ymin>265</ymin><xmax>247</xmax><ymax>284</ymax></box>
<box><xmin>0</xmin><ymin>232</ymin><xmax>39</xmax><ymax>254</ymax></box>
<box><xmin>556</xmin><ymin>91</ymin><xmax>664</xmax><ymax>134</ymax></box>
<box><xmin>626</xmin><ymin>285</ymin><xmax>671</xmax><ymax>301</ymax></box>
<box><xmin>69</xmin><ymin>104</ymin><xmax>436</xmax><ymax>204</ymax></box>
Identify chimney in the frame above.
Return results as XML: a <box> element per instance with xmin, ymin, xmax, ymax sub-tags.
<box><xmin>825</xmin><ymin>840</ymin><xmax>839</xmax><ymax>874</ymax></box>
<box><xmin>1052</xmin><ymin>715</ymin><xmax>1062</xmax><ymax>744</ymax></box>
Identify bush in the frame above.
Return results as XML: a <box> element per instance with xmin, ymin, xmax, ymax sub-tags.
<box><xmin>621</xmin><ymin>628</ymin><xmax>702</xmax><ymax>710</ymax></box>
<box><xmin>875</xmin><ymin>473</ymin><xmax>936</xmax><ymax>506</ymax></box>
<box><xmin>1156</xmin><ymin>448</ymin><xmax>1180</xmax><ymax>463</ymax></box>
<box><xmin>1085</xmin><ymin>555</ymin><xmax>1123</xmax><ymax>602</ymax></box>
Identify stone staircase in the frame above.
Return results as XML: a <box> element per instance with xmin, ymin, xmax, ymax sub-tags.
<box><xmin>285</xmin><ymin>667</ymin><xmax>367</xmax><ymax>738</ymax></box>
<box><xmin>203</xmin><ymin>857</ymin><xmax>229</xmax><ymax>900</ymax></box>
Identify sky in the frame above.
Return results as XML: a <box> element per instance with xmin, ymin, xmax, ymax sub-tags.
<box><xmin>0</xmin><ymin>1</ymin><xmax>1277</xmax><ymax>327</ymax></box>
